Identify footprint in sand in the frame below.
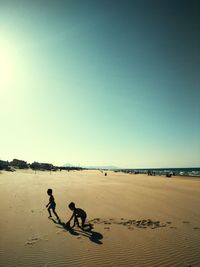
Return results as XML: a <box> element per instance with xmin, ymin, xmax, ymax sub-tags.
<box><xmin>139</xmin><ymin>225</ymin><xmax>147</xmax><ymax>229</ymax></box>
<box><xmin>182</xmin><ymin>221</ymin><xmax>190</xmax><ymax>224</ymax></box>
<box><xmin>25</xmin><ymin>236</ymin><xmax>40</xmax><ymax>245</ymax></box>
<box><xmin>131</xmin><ymin>220</ymin><xmax>136</xmax><ymax>224</ymax></box>
<box><xmin>193</xmin><ymin>227</ymin><xmax>199</xmax><ymax>230</ymax></box>
<box><xmin>56</xmin><ymin>231</ymin><xmax>62</xmax><ymax>235</ymax></box>
<box><xmin>89</xmin><ymin>218</ymin><xmax>170</xmax><ymax>230</ymax></box>
<box><xmin>91</xmin><ymin>218</ymin><xmax>100</xmax><ymax>224</ymax></box>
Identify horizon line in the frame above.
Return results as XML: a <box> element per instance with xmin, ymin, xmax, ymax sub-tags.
<box><xmin>1</xmin><ymin>158</ymin><xmax>200</xmax><ymax>170</ymax></box>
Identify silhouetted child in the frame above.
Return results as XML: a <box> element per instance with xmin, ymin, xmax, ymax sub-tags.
<box><xmin>46</xmin><ymin>189</ymin><xmax>60</xmax><ymax>222</ymax></box>
<box><xmin>66</xmin><ymin>202</ymin><xmax>87</xmax><ymax>229</ymax></box>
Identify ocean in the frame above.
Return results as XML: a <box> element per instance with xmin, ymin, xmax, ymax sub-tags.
<box><xmin>118</xmin><ymin>168</ymin><xmax>200</xmax><ymax>177</ymax></box>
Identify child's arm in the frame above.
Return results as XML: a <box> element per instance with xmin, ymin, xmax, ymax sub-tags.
<box><xmin>46</xmin><ymin>201</ymin><xmax>50</xmax><ymax>207</ymax></box>
<box><xmin>66</xmin><ymin>211</ymin><xmax>75</xmax><ymax>224</ymax></box>
<box><xmin>68</xmin><ymin>212</ymin><xmax>75</xmax><ymax>222</ymax></box>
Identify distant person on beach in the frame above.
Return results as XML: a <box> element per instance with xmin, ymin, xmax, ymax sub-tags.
<box><xmin>46</xmin><ymin>189</ymin><xmax>60</xmax><ymax>222</ymax></box>
<box><xmin>66</xmin><ymin>202</ymin><xmax>87</xmax><ymax>229</ymax></box>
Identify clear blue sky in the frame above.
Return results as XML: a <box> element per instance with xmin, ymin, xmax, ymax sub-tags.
<box><xmin>0</xmin><ymin>0</ymin><xmax>200</xmax><ymax>168</ymax></box>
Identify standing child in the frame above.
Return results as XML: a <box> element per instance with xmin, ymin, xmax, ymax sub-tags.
<box><xmin>66</xmin><ymin>202</ymin><xmax>87</xmax><ymax>229</ymax></box>
<box><xmin>46</xmin><ymin>188</ymin><xmax>60</xmax><ymax>222</ymax></box>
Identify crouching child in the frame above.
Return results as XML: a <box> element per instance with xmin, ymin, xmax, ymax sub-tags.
<box><xmin>66</xmin><ymin>202</ymin><xmax>87</xmax><ymax>229</ymax></box>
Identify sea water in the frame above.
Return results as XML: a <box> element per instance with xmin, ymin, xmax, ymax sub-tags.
<box><xmin>119</xmin><ymin>168</ymin><xmax>200</xmax><ymax>177</ymax></box>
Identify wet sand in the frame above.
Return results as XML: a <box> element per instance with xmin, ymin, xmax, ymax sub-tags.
<box><xmin>0</xmin><ymin>170</ymin><xmax>200</xmax><ymax>267</ymax></box>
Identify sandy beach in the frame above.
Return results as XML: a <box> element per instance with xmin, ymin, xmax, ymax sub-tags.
<box><xmin>0</xmin><ymin>169</ymin><xmax>200</xmax><ymax>267</ymax></box>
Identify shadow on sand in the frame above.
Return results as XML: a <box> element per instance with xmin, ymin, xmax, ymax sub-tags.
<box><xmin>51</xmin><ymin>219</ymin><xmax>103</xmax><ymax>245</ymax></box>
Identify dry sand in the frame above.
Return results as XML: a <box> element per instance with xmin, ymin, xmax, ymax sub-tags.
<box><xmin>0</xmin><ymin>169</ymin><xmax>200</xmax><ymax>267</ymax></box>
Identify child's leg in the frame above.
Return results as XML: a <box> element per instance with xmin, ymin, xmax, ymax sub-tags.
<box><xmin>81</xmin><ymin>215</ymin><xmax>86</xmax><ymax>227</ymax></box>
<box><xmin>47</xmin><ymin>207</ymin><xmax>52</xmax><ymax>217</ymax></box>
<box><xmin>75</xmin><ymin>216</ymin><xmax>80</xmax><ymax>227</ymax></box>
<box><xmin>52</xmin><ymin>208</ymin><xmax>60</xmax><ymax>220</ymax></box>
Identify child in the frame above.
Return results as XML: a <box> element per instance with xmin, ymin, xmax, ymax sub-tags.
<box><xmin>46</xmin><ymin>188</ymin><xmax>60</xmax><ymax>222</ymax></box>
<box><xmin>66</xmin><ymin>202</ymin><xmax>87</xmax><ymax>229</ymax></box>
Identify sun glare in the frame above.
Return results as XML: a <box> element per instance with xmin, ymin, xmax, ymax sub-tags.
<box><xmin>0</xmin><ymin>38</ymin><xmax>17</xmax><ymax>92</ymax></box>
<box><xmin>0</xmin><ymin>51</ymin><xmax>10</xmax><ymax>87</ymax></box>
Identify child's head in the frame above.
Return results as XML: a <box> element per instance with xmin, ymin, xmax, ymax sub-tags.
<box><xmin>47</xmin><ymin>188</ymin><xmax>53</xmax><ymax>195</ymax></box>
<box><xmin>68</xmin><ymin>202</ymin><xmax>75</xmax><ymax>210</ymax></box>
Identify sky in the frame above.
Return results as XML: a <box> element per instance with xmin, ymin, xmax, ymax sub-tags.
<box><xmin>0</xmin><ymin>0</ymin><xmax>200</xmax><ymax>168</ymax></box>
